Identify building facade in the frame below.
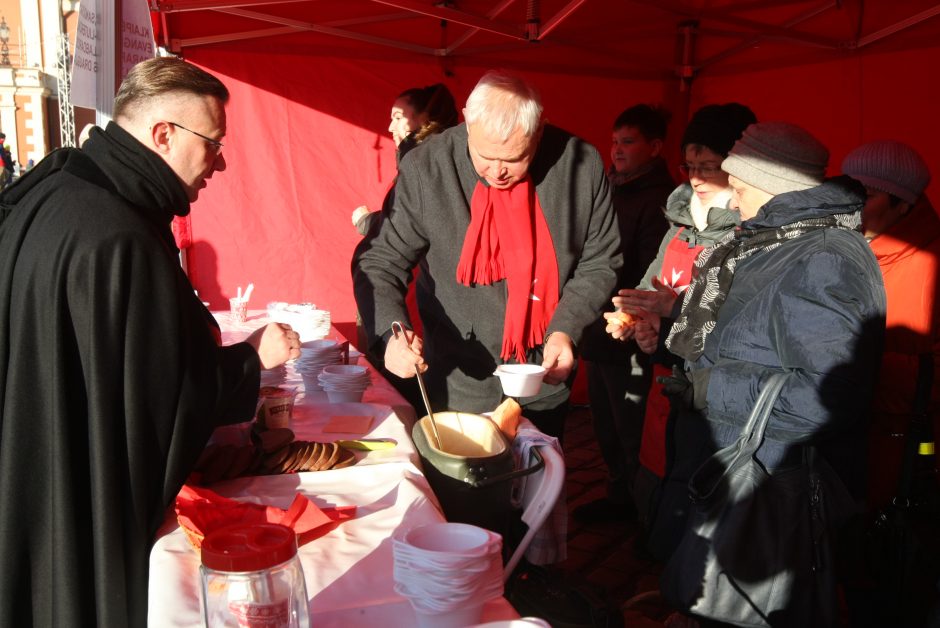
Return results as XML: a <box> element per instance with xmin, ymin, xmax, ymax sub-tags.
<box><xmin>0</xmin><ymin>0</ymin><xmax>87</xmax><ymax>170</ymax></box>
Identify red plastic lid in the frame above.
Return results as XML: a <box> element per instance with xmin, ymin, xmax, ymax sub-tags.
<box><xmin>201</xmin><ymin>523</ymin><xmax>298</xmax><ymax>572</ymax></box>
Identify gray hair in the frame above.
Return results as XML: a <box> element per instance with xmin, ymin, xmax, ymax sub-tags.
<box><xmin>464</xmin><ymin>70</ymin><xmax>543</xmax><ymax>140</ymax></box>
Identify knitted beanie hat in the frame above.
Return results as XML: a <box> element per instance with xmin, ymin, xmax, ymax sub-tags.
<box><xmin>841</xmin><ymin>140</ymin><xmax>931</xmax><ymax>205</ymax></box>
<box><xmin>681</xmin><ymin>103</ymin><xmax>757</xmax><ymax>157</ymax></box>
<box><xmin>722</xmin><ymin>121</ymin><xmax>829</xmax><ymax>195</ymax></box>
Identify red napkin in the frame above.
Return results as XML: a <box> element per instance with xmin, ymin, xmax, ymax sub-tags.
<box><xmin>175</xmin><ymin>484</ymin><xmax>356</xmax><ymax>550</ymax></box>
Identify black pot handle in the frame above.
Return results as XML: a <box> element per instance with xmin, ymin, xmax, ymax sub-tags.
<box><xmin>465</xmin><ymin>446</ymin><xmax>545</xmax><ymax>488</ymax></box>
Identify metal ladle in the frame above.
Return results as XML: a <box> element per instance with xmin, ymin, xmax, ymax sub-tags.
<box><xmin>391</xmin><ymin>321</ymin><xmax>442</xmax><ymax>449</ymax></box>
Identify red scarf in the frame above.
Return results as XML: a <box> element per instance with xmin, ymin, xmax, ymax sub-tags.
<box><xmin>456</xmin><ymin>178</ymin><xmax>559</xmax><ymax>362</ymax></box>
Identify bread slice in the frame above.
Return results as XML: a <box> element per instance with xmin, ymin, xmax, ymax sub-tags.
<box><xmin>491</xmin><ymin>397</ymin><xmax>522</xmax><ymax>440</ymax></box>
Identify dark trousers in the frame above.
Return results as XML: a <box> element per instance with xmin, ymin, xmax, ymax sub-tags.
<box><xmin>525</xmin><ymin>400</ymin><xmax>571</xmax><ymax>443</ymax></box>
<box><xmin>585</xmin><ymin>355</ymin><xmax>653</xmax><ymax>504</ymax></box>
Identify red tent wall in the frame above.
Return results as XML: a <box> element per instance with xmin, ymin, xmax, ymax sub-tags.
<box><xmin>181</xmin><ymin>41</ymin><xmax>940</xmax><ymax>369</ymax></box>
<box><xmin>183</xmin><ymin>46</ymin><xmax>675</xmax><ymax>331</ymax></box>
<box><xmin>691</xmin><ymin>45</ymin><xmax>940</xmax><ymax>201</ymax></box>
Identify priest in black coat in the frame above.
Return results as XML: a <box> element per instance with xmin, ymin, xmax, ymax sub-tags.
<box><xmin>0</xmin><ymin>57</ymin><xmax>301</xmax><ymax>627</ymax></box>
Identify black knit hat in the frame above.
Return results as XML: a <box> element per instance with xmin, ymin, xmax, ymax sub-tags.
<box><xmin>681</xmin><ymin>103</ymin><xmax>757</xmax><ymax>157</ymax></box>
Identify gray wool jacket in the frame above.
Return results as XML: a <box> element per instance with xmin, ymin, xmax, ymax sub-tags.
<box><xmin>353</xmin><ymin>122</ymin><xmax>622</xmax><ymax>414</ymax></box>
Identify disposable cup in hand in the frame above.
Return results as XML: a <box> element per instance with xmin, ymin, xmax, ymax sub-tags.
<box><xmin>229</xmin><ymin>297</ymin><xmax>248</xmax><ymax>323</ymax></box>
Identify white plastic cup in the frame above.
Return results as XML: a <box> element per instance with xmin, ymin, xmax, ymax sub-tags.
<box><xmin>301</xmin><ymin>374</ymin><xmax>323</xmax><ymax>392</ymax></box>
<box><xmin>229</xmin><ymin>297</ymin><xmax>248</xmax><ymax>323</ymax></box>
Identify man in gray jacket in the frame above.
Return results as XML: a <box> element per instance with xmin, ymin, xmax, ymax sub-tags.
<box><xmin>353</xmin><ymin>70</ymin><xmax>621</xmax><ymax>437</ymax></box>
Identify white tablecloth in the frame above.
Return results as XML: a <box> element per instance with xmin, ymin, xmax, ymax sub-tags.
<box><xmin>147</xmin><ymin>311</ymin><xmax>519</xmax><ymax>626</ymax></box>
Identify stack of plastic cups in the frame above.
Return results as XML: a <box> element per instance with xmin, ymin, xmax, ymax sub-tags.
<box><xmin>317</xmin><ymin>364</ymin><xmax>370</xmax><ymax>402</ymax></box>
<box><xmin>393</xmin><ymin>522</ymin><xmax>504</xmax><ymax>628</ymax></box>
<box><xmin>294</xmin><ymin>339</ymin><xmax>343</xmax><ymax>399</ymax></box>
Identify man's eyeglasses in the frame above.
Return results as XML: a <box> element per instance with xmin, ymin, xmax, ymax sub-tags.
<box><xmin>169</xmin><ymin>122</ymin><xmax>224</xmax><ymax>153</ymax></box>
<box><xmin>679</xmin><ymin>163</ymin><xmax>722</xmax><ymax>178</ymax></box>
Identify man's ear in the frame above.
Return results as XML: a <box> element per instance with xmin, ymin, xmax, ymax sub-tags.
<box><xmin>150</xmin><ymin>121</ymin><xmax>173</xmax><ymax>155</ymax></box>
<box><xmin>649</xmin><ymin>138</ymin><xmax>664</xmax><ymax>158</ymax></box>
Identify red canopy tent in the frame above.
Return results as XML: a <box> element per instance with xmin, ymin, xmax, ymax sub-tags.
<box><xmin>150</xmin><ymin>0</ymin><xmax>940</xmax><ymax>343</ymax></box>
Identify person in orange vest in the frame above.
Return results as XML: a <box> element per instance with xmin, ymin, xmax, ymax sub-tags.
<box><xmin>842</xmin><ymin>141</ymin><xmax>939</xmax><ymax>511</ymax></box>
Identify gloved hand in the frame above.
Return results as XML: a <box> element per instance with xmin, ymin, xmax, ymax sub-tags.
<box><xmin>657</xmin><ymin>365</ymin><xmax>710</xmax><ymax>410</ymax></box>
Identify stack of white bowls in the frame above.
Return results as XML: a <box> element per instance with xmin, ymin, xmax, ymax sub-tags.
<box><xmin>295</xmin><ymin>339</ymin><xmax>344</xmax><ymax>392</ymax></box>
<box><xmin>393</xmin><ymin>522</ymin><xmax>504</xmax><ymax>628</ymax></box>
<box><xmin>317</xmin><ymin>364</ymin><xmax>370</xmax><ymax>402</ymax></box>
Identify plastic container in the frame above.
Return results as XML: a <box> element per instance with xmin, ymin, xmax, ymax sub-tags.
<box><xmin>493</xmin><ymin>364</ymin><xmax>546</xmax><ymax>398</ymax></box>
<box><xmin>200</xmin><ymin>523</ymin><xmax>310</xmax><ymax>628</ymax></box>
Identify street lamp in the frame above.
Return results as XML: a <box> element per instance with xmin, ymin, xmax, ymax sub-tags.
<box><xmin>0</xmin><ymin>18</ymin><xmax>10</xmax><ymax>66</ymax></box>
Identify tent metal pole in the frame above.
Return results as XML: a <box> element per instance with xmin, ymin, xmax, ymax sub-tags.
<box><xmin>368</xmin><ymin>0</ymin><xmax>527</xmax><ymax>40</ymax></box>
<box><xmin>445</xmin><ymin>0</ymin><xmax>517</xmax><ymax>54</ymax></box>
<box><xmin>213</xmin><ymin>7</ymin><xmax>440</xmax><ymax>54</ymax></box>
<box><xmin>698</xmin><ymin>0</ymin><xmax>836</xmax><ymax>71</ymax></box>
<box><xmin>855</xmin><ymin>4</ymin><xmax>940</xmax><ymax>48</ymax></box>
<box><xmin>153</xmin><ymin>0</ymin><xmax>304</xmax><ymax>13</ymax></box>
<box><xmin>172</xmin><ymin>26</ymin><xmax>303</xmax><ymax>50</ymax></box>
<box><xmin>634</xmin><ymin>0</ymin><xmax>842</xmax><ymax>49</ymax></box>
<box><xmin>667</xmin><ymin>19</ymin><xmax>695</xmax><ymax>179</ymax></box>
<box><xmin>538</xmin><ymin>0</ymin><xmax>588</xmax><ymax>41</ymax></box>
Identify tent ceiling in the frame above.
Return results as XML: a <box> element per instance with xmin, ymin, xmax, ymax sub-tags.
<box><xmin>152</xmin><ymin>0</ymin><xmax>940</xmax><ymax>78</ymax></box>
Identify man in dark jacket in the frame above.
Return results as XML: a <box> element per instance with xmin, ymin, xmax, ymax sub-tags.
<box><xmin>353</xmin><ymin>70</ymin><xmax>621</xmax><ymax>438</ymax></box>
<box><xmin>0</xmin><ymin>57</ymin><xmax>301</xmax><ymax>627</ymax></box>
<box><xmin>576</xmin><ymin>105</ymin><xmax>673</xmax><ymax>522</ymax></box>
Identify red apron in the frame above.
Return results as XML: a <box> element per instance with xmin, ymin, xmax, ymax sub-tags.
<box><xmin>638</xmin><ymin>228</ymin><xmax>704</xmax><ymax>477</ymax></box>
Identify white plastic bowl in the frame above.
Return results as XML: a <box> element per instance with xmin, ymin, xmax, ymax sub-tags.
<box><xmin>326</xmin><ymin>389</ymin><xmax>364</xmax><ymax>403</ymax></box>
<box><xmin>320</xmin><ymin>364</ymin><xmax>367</xmax><ymax>377</ymax></box>
<box><xmin>493</xmin><ymin>364</ymin><xmax>546</xmax><ymax>397</ymax></box>
<box><xmin>403</xmin><ymin>522</ymin><xmax>498</xmax><ymax>555</ymax></box>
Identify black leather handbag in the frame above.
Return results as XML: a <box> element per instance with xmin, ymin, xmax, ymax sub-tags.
<box><xmin>660</xmin><ymin>372</ymin><xmax>857</xmax><ymax>627</ymax></box>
